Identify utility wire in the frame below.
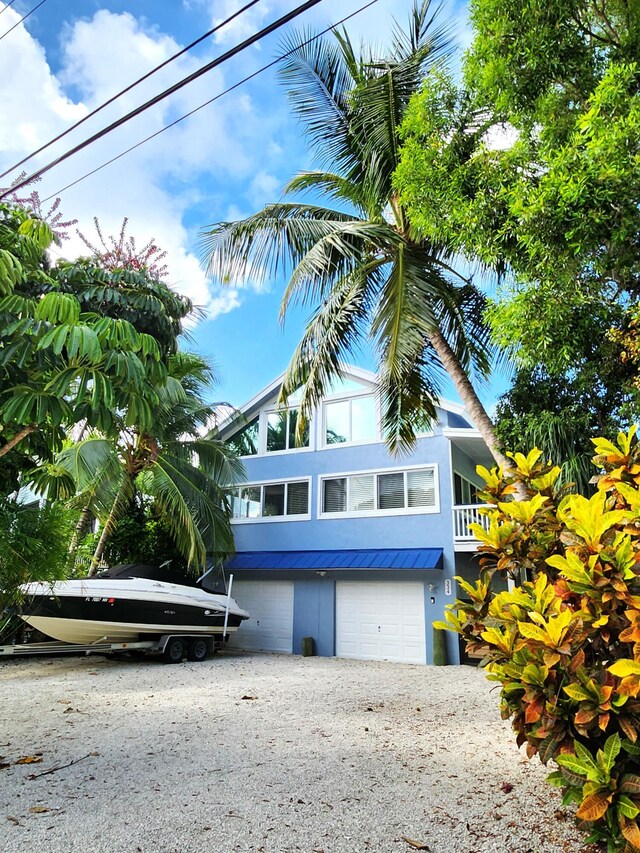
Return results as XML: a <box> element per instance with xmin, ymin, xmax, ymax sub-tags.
<box><xmin>0</xmin><ymin>0</ymin><xmax>329</xmax><ymax>201</ymax></box>
<box><xmin>0</xmin><ymin>1</ymin><xmax>20</xmax><ymax>17</ymax></box>
<box><xmin>0</xmin><ymin>0</ymin><xmax>266</xmax><ymax>181</ymax></box>
<box><xmin>0</xmin><ymin>0</ymin><xmax>47</xmax><ymax>42</ymax></box>
<box><xmin>41</xmin><ymin>0</ymin><xmax>379</xmax><ymax>203</ymax></box>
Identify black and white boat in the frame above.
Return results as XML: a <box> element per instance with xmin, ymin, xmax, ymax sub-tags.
<box><xmin>18</xmin><ymin>563</ymin><xmax>249</xmax><ymax>645</ymax></box>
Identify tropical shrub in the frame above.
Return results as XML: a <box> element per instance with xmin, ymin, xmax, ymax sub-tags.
<box><xmin>436</xmin><ymin>428</ymin><xmax>640</xmax><ymax>851</ymax></box>
<box><xmin>0</xmin><ymin>498</ymin><xmax>76</xmax><ymax>642</ymax></box>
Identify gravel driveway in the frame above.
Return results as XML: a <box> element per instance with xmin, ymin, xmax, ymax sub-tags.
<box><xmin>0</xmin><ymin>651</ymin><xmax>590</xmax><ymax>853</ymax></box>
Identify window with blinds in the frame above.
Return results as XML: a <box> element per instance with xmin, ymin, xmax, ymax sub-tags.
<box><xmin>228</xmin><ymin>480</ymin><xmax>310</xmax><ymax>520</ymax></box>
<box><xmin>321</xmin><ymin>466</ymin><xmax>438</xmax><ymax>516</ymax></box>
<box><xmin>323</xmin><ymin>477</ymin><xmax>347</xmax><ymax>513</ymax></box>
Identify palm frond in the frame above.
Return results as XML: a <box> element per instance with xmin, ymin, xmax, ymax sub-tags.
<box><xmin>370</xmin><ymin>245</ymin><xmax>448</xmax><ymax>347</ymax></box>
<box><xmin>170</xmin><ymin>438</ymin><xmax>245</xmax><ymax>485</ymax></box>
<box><xmin>201</xmin><ymin>203</ymin><xmax>357</xmax><ymax>286</ymax></box>
<box><xmin>433</xmin><ymin>282</ymin><xmax>494</xmax><ymax>382</ymax></box>
<box><xmin>55</xmin><ymin>437</ymin><xmax>120</xmax><ymax>491</ymax></box>
<box><xmin>280</xmin><ymin>267</ymin><xmax>379</xmax><ymax>422</ymax></box>
<box><xmin>389</xmin><ymin>0</ymin><xmax>456</xmax><ymax>64</ymax></box>
<box><xmin>377</xmin><ymin>343</ymin><xmax>444</xmax><ymax>454</ymax></box>
<box><xmin>139</xmin><ymin>455</ymin><xmax>234</xmax><ymax>568</ymax></box>
<box><xmin>278</xmin><ymin>29</ymin><xmax>358</xmax><ymax>172</ymax></box>
<box><xmin>284</xmin><ymin>171</ymin><xmax>365</xmax><ymax>211</ymax></box>
<box><xmin>281</xmin><ymin>219</ymin><xmax>398</xmax><ymax>314</ymax></box>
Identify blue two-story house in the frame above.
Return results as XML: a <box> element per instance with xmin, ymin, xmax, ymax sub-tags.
<box><xmin>219</xmin><ymin>366</ymin><xmax>493</xmax><ymax>665</ymax></box>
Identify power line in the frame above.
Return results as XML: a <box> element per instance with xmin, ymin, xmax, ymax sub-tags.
<box><xmin>0</xmin><ymin>0</ymin><xmax>47</xmax><ymax>42</ymax></box>
<box><xmin>0</xmin><ymin>0</ymin><xmax>266</xmax><ymax>182</ymax></box>
<box><xmin>0</xmin><ymin>1</ymin><xmax>20</xmax><ymax>17</ymax></box>
<box><xmin>41</xmin><ymin>0</ymin><xmax>379</xmax><ymax>203</ymax></box>
<box><xmin>0</xmin><ymin>0</ymin><xmax>329</xmax><ymax>201</ymax></box>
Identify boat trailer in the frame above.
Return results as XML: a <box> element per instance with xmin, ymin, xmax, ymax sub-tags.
<box><xmin>0</xmin><ymin>633</ymin><xmax>227</xmax><ymax>664</ymax></box>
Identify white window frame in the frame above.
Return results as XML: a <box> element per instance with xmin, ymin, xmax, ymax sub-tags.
<box><xmin>453</xmin><ymin>470</ymin><xmax>480</xmax><ymax>506</ymax></box>
<box><xmin>318</xmin><ymin>463</ymin><xmax>440</xmax><ymax>519</ymax></box>
<box><xmin>321</xmin><ymin>390</ymin><xmax>381</xmax><ymax>449</ymax></box>
<box><xmin>225</xmin><ymin>414</ymin><xmax>261</xmax><ymax>459</ymax></box>
<box><xmin>261</xmin><ymin>406</ymin><xmax>313</xmax><ymax>456</ymax></box>
<box><xmin>230</xmin><ymin>476</ymin><xmax>312</xmax><ymax>523</ymax></box>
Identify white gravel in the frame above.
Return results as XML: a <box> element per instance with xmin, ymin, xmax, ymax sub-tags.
<box><xmin>0</xmin><ymin>651</ymin><xmax>593</xmax><ymax>853</ymax></box>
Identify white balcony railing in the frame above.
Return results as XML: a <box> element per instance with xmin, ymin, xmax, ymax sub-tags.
<box><xmin>453</xmin><ymin>504</ymin><xmax>491</xmax><ymax>541</ymax></box>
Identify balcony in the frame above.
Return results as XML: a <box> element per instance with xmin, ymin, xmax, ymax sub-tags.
<box><xmin>453</xmin><ymin>504</ymin><xmax>491</xmax><ymax>550</ymax></box>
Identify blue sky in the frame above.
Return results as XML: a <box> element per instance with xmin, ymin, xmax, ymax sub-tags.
<box><xmin>0</xmin><ymin>0</ymin><xmax>506</xmax><ymax>411</ymax></box>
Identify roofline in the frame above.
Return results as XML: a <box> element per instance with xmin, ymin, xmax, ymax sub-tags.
<box><xmin>219</xmin><ymin>363</ymin><xmax>473</xmax><ymax>433</ymax></box>
<box><xmin>442</xmin><ymin>428</ymin><xmax>491</xmax><ymax>446</ymax></box>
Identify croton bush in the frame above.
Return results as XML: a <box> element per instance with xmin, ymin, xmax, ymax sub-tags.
<box><xmin>436</xmin><ymin>428</ymin><xmax>640</xmax><ymax>852</ymax></box>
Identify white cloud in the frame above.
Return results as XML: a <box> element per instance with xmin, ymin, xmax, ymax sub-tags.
<box><xmin>211</xmin><ymin>0</ymin><xmax>273</xmax><ymax>46</ymax></box>
<box><xmin>0</xmin><ymin>0</ymin><xmax>473</xmax><ymax>332</ymax></box>
<box><xmin>206</xmin><ymin>288</ymin><xmax>242</xmax><ymax>317</ymax></box>
<box><xmin>249</xmin><ymin>170</ymin><xmax>282</xmax><ymax>205</ymax></box>
<box><xmin>0</xmin><ymin>6</ymin><xmax>276</xmax><ymax>319</ymax></box>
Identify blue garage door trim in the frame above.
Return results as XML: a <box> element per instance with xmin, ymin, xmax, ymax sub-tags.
<box><xmin>225</xmin><ymin>547</ymin><xmax>443</xmax><ymax>572</ymax></box>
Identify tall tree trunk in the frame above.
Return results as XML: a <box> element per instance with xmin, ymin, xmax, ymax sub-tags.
<box><xmin>427</xmin><ymin>328</ymin><xmax>512</xmax><ymax>470</ymax></box>
<box><xmin>0</xmin><ymin>424</ymin><xmax>37</xmax><ymax>459</ymax></box>
<box><xmin>89</xmin><ymin>479</ymin><xmax>131</xmax><ymax>576</ymax></box>
<box><xmin>68</xmin><ymin>505</ymin><xmax>93</xmax><ymax>556</ymax></box>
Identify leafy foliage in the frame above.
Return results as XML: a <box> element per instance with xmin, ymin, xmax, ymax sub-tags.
<box><xmin>49</xmin><ymin>353</ymin><xmax>245</xmax><ymax>572</ymax></box>
<box><xmin>395</xmin><ymin>5</ymin><xmax>640</xmax><ymax>373</ymax></box>
<box><xmin>0</xmin><ymin>203</ymin><xmax>191</xmax><ymax>472</ymax></box>
<box><xmin>92</xmin><ymin>495</ymin><xmax>186</xmax><ymax>569</ymax></box>
<box><xmin>201</xmin><ymin>1</ymin><xmax>504</xmax><ymax>461</ymax></box>
<box><xmin>437</xmin><ymin>430</ymin><xmax>640</xmax><ymax>850</ymax></box>
<box><xmin>0</xmin><ymin>498</ymin><xmax>75</xmax><ymax>643</ymax></box>
<box><xmin>495</xmin><ymin>359</ymin><xmax>635</xmax><ymax>495</ymax></box>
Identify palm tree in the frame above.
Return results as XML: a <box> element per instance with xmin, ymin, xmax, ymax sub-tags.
<box><xmin>200</xmin><ymin>0</ymin><xmax>508</xmax><ymax>467</ymax></box>
<box><xmin>53</xmin><ymin>353</ymin><xmax>244</xmax><ymax>574</ymax></box>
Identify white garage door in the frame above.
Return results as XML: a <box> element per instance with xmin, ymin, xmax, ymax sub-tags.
<box><xmin>228</xmin><ymin>580</ymin><xmax>294</xmax><ymax>653</ymax></box>
<box><xmin>336</xmin><ymin>581</ymin><xmax>426</xmax><ymax>664</ymax></box>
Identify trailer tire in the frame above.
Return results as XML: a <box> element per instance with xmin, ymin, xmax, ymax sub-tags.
<box><xmin>163</xmin><ymin>638</ymin><xmax>185</xmax><ymax>664</ymax></box>
<box><xmin>187</xmin><ymin>638</ymin><xmax>209</xmax><ymax>662</ymax></box>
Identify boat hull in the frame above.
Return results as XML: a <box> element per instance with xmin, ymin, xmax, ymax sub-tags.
<box><xmin>19</xmin><ymin>579</ymin><xmax>249</xmax><ymax>644</ymax></box>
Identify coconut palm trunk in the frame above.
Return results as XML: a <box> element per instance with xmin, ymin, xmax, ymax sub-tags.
<box><xmin>68</xmin><ymin>504</ymin><xmax>94</xmax><ymax>557</ymax></box>
<box><xmin>89</xmin><ymin>478</ymin><xmax>132</xmax><ymax>575</ymax></box>
<box><xmin>427</xmin><ymin>329</ymin><xmax>508</xmax><ymax>467</ymax></box>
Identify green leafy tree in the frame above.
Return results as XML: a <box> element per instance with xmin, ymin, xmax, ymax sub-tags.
<box><xmin>395</xmin><ymin>3</ymin><xmax>640</xmax><ymax>373</ymax></box>
<box><xmin>54</xmin><ymin>353</ymin><xmax>243</xmax><ymax>573</ymax></box>
<box><xmin>201</xmin><ymin>1</ymin><xmax>508</xmax><ymax>464</ymax></box>
<box><xmin>94</xmin><ymin>496</ymin><xmax>186</xmax><ymax>568</ymax></box>
<box><xmin>494</xmin><ymin>303</ymin><xmax>636</xmax><ymax>493</ymax></box>
<box><xmin>0</xmin><ymin>205</ymin><xmax>186</xmax><ymax>475</ymax></box>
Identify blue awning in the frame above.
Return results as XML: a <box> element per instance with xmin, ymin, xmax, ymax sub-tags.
<box><xmin>224</xmin><ymin>548</ymin><xmax>443</xmax><ymax>572</ymax></box>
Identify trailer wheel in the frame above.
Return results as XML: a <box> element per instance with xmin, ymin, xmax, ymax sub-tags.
<box><xmin>187</xmin><ymin>638</ymin><xmax>209</xmax><ymax>662</ymax></box>
<box><xmin>163</xmin><ymin>637</ymin><xmax>185</xmax><ymax>664</ymax></box>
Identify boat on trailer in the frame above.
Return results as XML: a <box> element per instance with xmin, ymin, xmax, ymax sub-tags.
<box><xmin>18</xmin><ymin>563</ymin><xmax>249</xmax><ymax>646</ymax></box>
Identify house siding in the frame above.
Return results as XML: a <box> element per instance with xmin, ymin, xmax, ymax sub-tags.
<box><xmin>222</xmin><ymin>371</ymin><xmax>487</xmax><ymax>666</ymax></box>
